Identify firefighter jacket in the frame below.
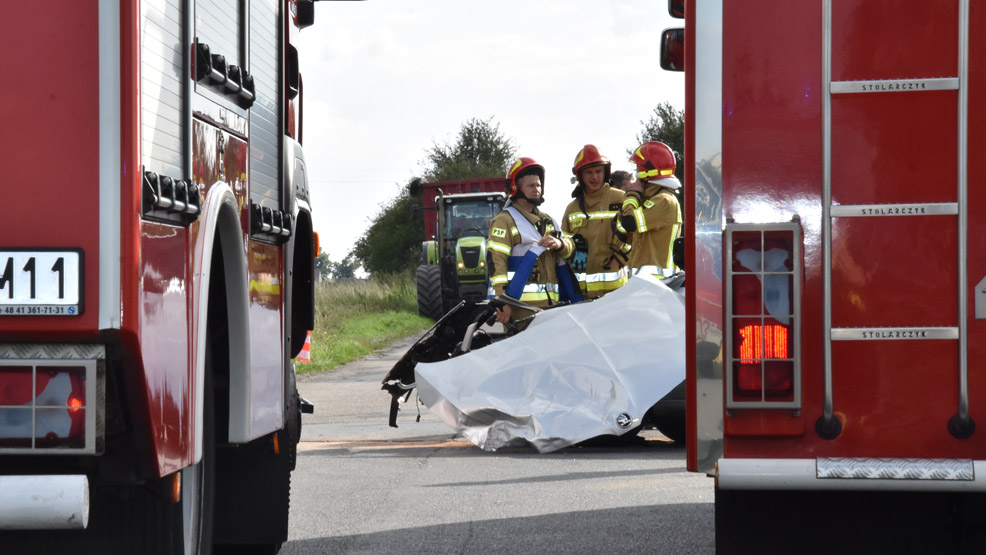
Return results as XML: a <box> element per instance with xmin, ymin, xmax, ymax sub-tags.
<box><xmin>562</xmin><ymin>184</ymin><xmax>631</xmax><ymax>299</ymax></box>
<box><xmin>621</xmin><ymin>184</ymin><xmax>682</xmax><ymax>278</ymax></box>
<box><xmin>487</xmin><ymin>205</ymin><xmax>576</xmax><ymax>308</ymax></box>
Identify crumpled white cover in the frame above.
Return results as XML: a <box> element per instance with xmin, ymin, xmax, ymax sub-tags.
<box><xmin>414</xmin><ymin>274</ymin><xmax>686</xmax><ymax>453</ymax></box>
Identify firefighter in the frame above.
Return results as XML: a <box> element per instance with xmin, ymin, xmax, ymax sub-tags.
<box><xmin>621</xmin><ymin>141</ymin><xmax>682</xmax><ymax>279</ymax></box>
<box><xmin>488</xmin><ymin>157</ymin><xmax>580</xmax><ymax>323</ymax></box>
<box><xmin>610</xmin><ymin>170</ymin><xmax>633</xmax><ymax>191</ymax></box>
<box><xmin>562</xmin><ymin>144</ymin><xmax>631</xmax><ymax>299</ymax></box>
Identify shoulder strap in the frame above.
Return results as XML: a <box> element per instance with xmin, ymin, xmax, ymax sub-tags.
<box><xmin>506</xmin><ymin>206</ymin><xmax>546</xmax><ymax>257</ymax></box>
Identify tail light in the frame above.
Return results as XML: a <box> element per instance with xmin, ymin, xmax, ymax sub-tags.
<box><xmin>725</xmin><ymin>223</ymin><xmax>801</xmax><ymax>408</ymax></box>
<box><xmin>0</xmin><ymin>352</ymin><xmax>99</xmax><ymax>454</ymax></box>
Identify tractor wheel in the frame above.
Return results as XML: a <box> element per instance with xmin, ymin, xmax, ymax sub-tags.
<box><xmin>415</xmin><ymin>264</ymin><xmax>443</xmax><ymax>320</ymax></box>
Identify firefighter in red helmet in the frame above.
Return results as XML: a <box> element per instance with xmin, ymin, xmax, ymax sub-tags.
<box><xmin>621</xmin><ymin>141</ymin><xmax>682</xmax><ymax>279</ymax></box>
<box><xmin>488</xmin><ymin>157</ymin><xmax>580</xmax><ymax>323</ymax></box>
<box><xmin>561</xmin><ymin>144</ymin><xmax>631</xmax><ymax>299</ymax></box>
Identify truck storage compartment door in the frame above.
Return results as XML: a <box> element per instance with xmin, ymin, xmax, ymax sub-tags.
<box><xmin>821</xmin><ymin>0</ymin><xmax>973</xmax><ymax>451</ymax></box>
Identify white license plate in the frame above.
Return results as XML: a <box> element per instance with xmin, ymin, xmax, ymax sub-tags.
<box><xmin>0</xmin><ymin>249</ymin><xmax>83</xmax><ymax>316</ymax></box>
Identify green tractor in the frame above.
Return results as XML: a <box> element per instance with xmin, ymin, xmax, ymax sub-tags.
<box><xmin>416</xmin><ymin>191</ymin><xmax>506</xmax><ymax>320</ymax></box>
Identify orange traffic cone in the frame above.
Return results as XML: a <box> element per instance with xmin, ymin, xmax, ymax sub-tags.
<box><xmin>297</xmin><ymin>331</ymin><xmax>311</xmax><ymax>363</ymax></box>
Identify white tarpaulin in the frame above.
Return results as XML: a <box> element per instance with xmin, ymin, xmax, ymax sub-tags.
<box><xmin>414</xmin><ymin>274</ymin><xmax>686</xmax><ymax>453</ymax></box>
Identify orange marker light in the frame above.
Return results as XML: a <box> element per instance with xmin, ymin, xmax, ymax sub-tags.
<box><xmin>170</xmin><ymin>473</ymin><xmax>182</xmax><ymax>504</ymax></box>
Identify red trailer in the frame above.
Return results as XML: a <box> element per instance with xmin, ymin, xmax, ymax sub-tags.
<box><xmin>0</xmin><ymin>1</ymin><xmax>323</xmax><ymax>552</ymax></box>
<box><xmin>666</xmin><ymin>0</ymin><xmax>986</xmax><ymax>551</ymax></box>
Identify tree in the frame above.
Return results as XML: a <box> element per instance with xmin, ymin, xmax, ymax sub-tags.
<box><xmin>314</xmin><ymin>250</ymin><xmax>331</xmax><ymax>281</ymax></box>
<box><xmin>635</xmin><ymin>102</ymin><xmax>685</xmax><ymax>182</ymax></box>
<box><xmin>350</xmin><ymin>117</ymin><xmax>516</xmax><ymax>275</ymax></box>
<box><xmin>314</xmin><ymin>250</ymin><xmax>359</xmax><ymax>281</ymax></box>
<box><xmin>423</xmin><ymin>117</ymin><xmax>516</xmax><ymax>182</ymax></box>
<box><xmin>350</xmin><ymin>185</ymin><xmax>424</xmax><ymax>275</ymax></box>
<box><xmin>329</xmin><ymin>254</ymin><xmax>359</xmax><ymax>281</ymax></box>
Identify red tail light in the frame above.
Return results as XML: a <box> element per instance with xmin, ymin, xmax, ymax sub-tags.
<box><xmin>738</xmin><ymin>323</ymin><xmax>789</xmax><ymax>360</ymax></box>
<box><xmin>0</xmin><ymin>367</ymin><xmax>33</xmax><ymax>406</ymax></box>
<box><xmin>735</xmin><ymin>363</ymin><xmax>762</xmax><ymax>392</ymax></box>
<box><xmin>0</xmin><ymin>365</ymin><xmax>87</xmax><ymax>448</ymax></box>
<box><xmin>726</xmin><ymin>224</ymin><xmax>801</xmax><ymax>407</ymax></box>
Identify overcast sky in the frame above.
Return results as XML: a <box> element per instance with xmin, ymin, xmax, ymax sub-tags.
<box><xmin>298</xmin><ymin>0</ymin><xmax>684</xmax><ymax>262</ymax></box>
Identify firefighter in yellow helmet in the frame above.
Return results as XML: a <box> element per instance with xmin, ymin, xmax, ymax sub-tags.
<box><xmin>621</xmin><ymin>141</ymin><xmax>682</xmax><ymax>279</ymax></box>
<box><xmin>488</xmin><ymin>157</ymin><xmax>580</xmax><ymax>323</ymax></box>
<box><xmin>561</xmin><ymin>145</ymin><xmax>631</xmax><ymax>299</ymax></box>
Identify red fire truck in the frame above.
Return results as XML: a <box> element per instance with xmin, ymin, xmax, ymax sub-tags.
<box><xmin>0</xmin><ymin>1</ymin><xmax>325</xmax><ymax>553</ymax></box>
<box><xmin>666</xmin><ymin>0</ymin><xmax>986</xmax><ymax>551</ymax></box>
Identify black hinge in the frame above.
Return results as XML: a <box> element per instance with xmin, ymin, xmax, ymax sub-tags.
<box><xmin>142</xmin><ymin>169</ymin><xmax>201</xmax><ymax>226</ymax></box>
<box><xmin>250</xmin><ymin>202</ymin><xmax>293</xmax><ymax>243</ymax></box>
<box><xmin>194</xmin><ymin>41</ymin><xmax>256</xmax><ymax>109</ymax></box>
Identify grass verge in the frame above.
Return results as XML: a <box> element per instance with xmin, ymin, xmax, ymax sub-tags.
<box><xmin>297</xmin><ymin>270</ymin><xmax>432</xmax><ymax>374</ymax></box>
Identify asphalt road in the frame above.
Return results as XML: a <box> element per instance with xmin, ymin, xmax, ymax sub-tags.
<box><xmin>283</xmin><ymin>336</ymin><xmax>715</xmax><ymax>554</ymax></box>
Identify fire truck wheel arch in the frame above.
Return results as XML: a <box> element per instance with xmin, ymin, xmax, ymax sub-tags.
<box><xmin>192</xmin><ymin>183</ymin><xmax>253</xmax><ymax>460</ymax></box>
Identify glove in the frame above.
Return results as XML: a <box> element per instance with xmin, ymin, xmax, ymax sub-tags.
<box><xmin>571</xmin><ymin>234</ymin><xmax>588</xmax><ymax>273</ymax></box>
<box><xmin>572</xmin><ymin>251</ymin><xmax>588</xmax><ymax>273</ymax></box>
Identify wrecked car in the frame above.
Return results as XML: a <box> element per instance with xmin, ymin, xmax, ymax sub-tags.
<box><xmin>382</xmin><ymin>274</ymin><xmax>686</xmax><ymax>453</ymax></box>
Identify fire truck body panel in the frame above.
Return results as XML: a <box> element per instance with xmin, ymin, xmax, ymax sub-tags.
<box><xmin>685</xmin><ymin>0</ymin><xmax>986</xmax><ymax>483</ymax></box>
<box><xmin>1</xmin><ymin>0</ymin><xmax>315</xmax><ymax>544</ymax></box>
<box><xmin>2</xmin><ymin>3</ymin><xmax>104</xmax><ymax>334</ymax></box>
<box><xmin>686</xmin><ymin>0</ymin><xmax>725</xmax><ymax>474</ymax></box>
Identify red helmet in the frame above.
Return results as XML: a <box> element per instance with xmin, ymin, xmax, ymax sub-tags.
<box><xmin>505</xmin><ymin>157</ymin><xmax>545</xmax><ymax>197</ymax></box>
<box><xmin>572</xmin><ymin>144</ymin><xmax>611</xmax><ymax>186</ymax></box>
<box><xmin>630</xmin><ymin>141</ymin><xmax>676</xmax><ymax>181</ymax></box>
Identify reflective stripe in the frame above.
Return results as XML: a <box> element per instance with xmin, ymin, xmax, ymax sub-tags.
<box><xmin>510</xmin><ymin>227</ymin><xmax>519</xmax><ymax>236</ymax></box>
<box><xmin>634</xmin><ymin>207</ymin><xmax>647</xmax><ymax>231</ymax></box>
<box><xmin>490</xmin><ymin>275</ymin><xmax>509</xmax><ymax>285</ymax></box>
<box><xmin>576</xmin><ymin>268</ymin><xmax>628</xmax><ymax>292</ymax></box>
<box><xmin>624</xmin><ymin>197</ymin><xmax>640</xmax><ymax>209</ymax></box>
<box><xmin>637</xmin><ymin>168</ymin><xmax>674</xmax><ymax>179</ymax></box>
<box><xmin>663</xmin><ymin>223</ymin><xmax>680</xmax><ymax>268</ymax></box>
<box><xmin>578</xmin><ymin>268</ymin><xmax>628</xmax><ymax>284</ymax></box>
<box><xmin>615</xmin><ymin>218</ymin><xmax>627</xmax><ymax>234</ymax></box>
<box><xmin>584</xmin><ymin>278</ymin><xmax>627</xmax><ymax>292</ymax></box>
<box><xmin>631</xmin><ymin>265</ymin><xmax>675</xmax><ymax>278</ymax></box>
<box><xmin>569</xmin><ymin>211</ymin><xmax>617</xmax><ymax>221</ymax></box>
<box><xmin>488</xmin><ymin>241</ymin><xmax>512</xmax><ymax>255</ymax></box>
<box><xmin>520</xmin><ymin>291</ymin><xmax>560</xmax><ymax>303</ymax></box>
<box><xmin>506</xmin><ymin>272</ymin><xmax>559</xmax><ymax>293</ymax></box>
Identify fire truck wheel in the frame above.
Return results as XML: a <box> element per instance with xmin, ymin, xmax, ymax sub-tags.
<box><xmin>181</xmin><ymin>368</ymin><xmax>216</xmax><ymax>555</ymax></box>
<box><xmin>416</xmin><ymin>264</ymin><xmax>444</xmax><ymax>320</ymax></box>
<box><xmin>285</xmin><ymin>363</ymin><xmax>301</xmax><ymax>471</ymax></box>
<box><xmin>174</xmin><ymin>343</ymin><xmax>218</xmax><ymax>554</ymax></box>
